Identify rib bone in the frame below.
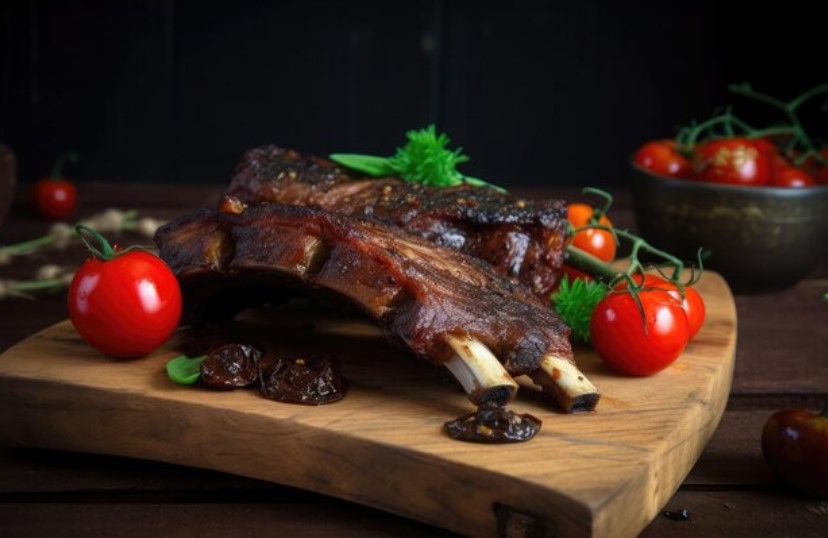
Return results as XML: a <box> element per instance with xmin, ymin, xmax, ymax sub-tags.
<box><xmin>526</xmin><ymin>355</ymin><xmax>600</xmax><ymax>413</ymax></box>
<box><xmin>443</xmin><ymin>333</ymin><xmax>518</xmax><ymax>405</ymax></box>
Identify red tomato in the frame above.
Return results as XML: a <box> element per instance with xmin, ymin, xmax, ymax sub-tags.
<box><xmin>771</xmin><ymin>166</ymin><xmax>816</xmax><ymax>188</ymax></box>
<box><xmin>590</xmin><ymin>289</ymin><xmax>689</xmax><ymax>376</ymax></box>
<box><xmin>750</xmin><ymin>137</ymin><xmax>777</xmax><ymax>157</ymax></box>
<box><xmin>691</xmin><ymin>138</ymin><xmax>771</xmax><ymax>186</ymax></box>
<box><xmin>567</xmin><ymin>203</ymin><xmax>616</xmax><ymax>262</ymax></box>
<box><xmin>32</xmin><ymin>178</ymin><xmax>77</xmax><ymax>220</ymax></box>
<box><xmin>69</xmin><ymin>246</ymin><xmax>182</xmax><ymax>358</ymax></box>
<box><xmin>803</xmin><ymin>149</ymin><xmax>828</xmax><ymax>185</ymax></box>
<box><xmin>634</xmin><ymin>140</ymin><xmax>691</xmax><ymax>178</ymax></box>
<box><xmin>615</xmin><ymin>274</ymin><xmax>706</xmax><ymax>340</ymax></box>
<box><xmin>762</xmin><ymin>407</ymin><xmax>828</xmax><ymax>499</ymax></box>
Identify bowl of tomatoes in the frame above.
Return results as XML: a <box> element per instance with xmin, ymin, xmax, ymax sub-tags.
<box><xmin>631</xmin><ymin>137</ymin><xmax>828</xmax><ymax>293</ymax></box>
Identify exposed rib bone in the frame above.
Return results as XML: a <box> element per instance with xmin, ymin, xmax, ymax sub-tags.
<box><xmin>525</xmin><ymin>355</ymin><xmax>600</xmax><ymax>413</ymax></box>
<box><xmin>443</xmin><ymin>334</ymin><xmax>519</xmax><ymax>405</ymax></box>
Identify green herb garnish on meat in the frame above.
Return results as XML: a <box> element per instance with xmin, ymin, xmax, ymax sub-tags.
<box><xmin>330</xmin><ymin>124</ymin><xmax>505</xmax><ymax>191</ymax></box>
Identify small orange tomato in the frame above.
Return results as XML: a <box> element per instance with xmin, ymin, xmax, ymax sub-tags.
<box><xmin>567</xmin><ymin>203</ymin><xmax>616</xmax><ymax>263</ymax></box>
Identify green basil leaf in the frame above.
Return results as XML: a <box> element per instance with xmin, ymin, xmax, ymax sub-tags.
<box><xmin>165</xmin><ymin>354</ymin><xmax>206</xmax><ymax>385</ymax></box>
<box><xmin>329</xmin><ymin>154</ymin><xmax>396</xmax><ymax>177</ymax></box>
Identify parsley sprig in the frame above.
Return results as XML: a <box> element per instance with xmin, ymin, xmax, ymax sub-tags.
<box><xmin>551</xmin><ymin>276</ymin><xmax>608</xmax><ymax>343</ymax></box>
<box><xmin>330</xmin><ymin>125</ymin><xmax>505</xmax><ymax>191</ymax></box>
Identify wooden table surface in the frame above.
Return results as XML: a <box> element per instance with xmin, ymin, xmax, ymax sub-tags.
<box><xmin>1</xmin><ymin>183</ymin><xmax>827</xmax><ymax>537</ymax></box>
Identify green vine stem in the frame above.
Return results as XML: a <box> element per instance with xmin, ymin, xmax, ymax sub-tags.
<box><xmin>673</xmin><ymin>83</ymin><xmax>826</xmax><ymax>162</ymax></box>
<box><xmin>0</xmin><ymin>265</ymin><xmax>75</xmax><ymax>300</ymax></box>
<box><xmin>728</xmin><ymin>82</ymin><xmax>828</xmax><ymax>166</ymax></box>
<box><xmin>674</xmin><ymin>110</ymin><xmax>798</xmax><ymax>155</ymax></box>
<box><xmin>75</xmin><ymin>224</ymin><xmax>116</xmax><ymax>260</ymax></box>
<box><xmin>581</xmin><ymin>186</ymin><xmax>613</xmax><ymax>220</ymax></box>
<box><xmin>565</xmin><ymin>189</ymin><xmax>701</xmax><ymax>295</ymax></box>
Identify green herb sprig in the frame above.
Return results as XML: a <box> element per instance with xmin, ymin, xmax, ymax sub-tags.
<box><xmin>330</xmin><ymin>125</ymin><xmax>505</xmax><ymax>191</ymax></box>
<box><xmin>551</xmin><ymin>276</ymin><xmax>609</xmax><ymax>343</ymax></box>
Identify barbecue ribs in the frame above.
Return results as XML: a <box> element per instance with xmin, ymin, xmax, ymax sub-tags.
<box><xmin>223</xmin><ymin>146</ymin><xmax>569</xmax><ymax>298</ymax></box>
<box><xmin>155</xmin><ymin>203</ymin><xmax>599</xmax><ymax>412</ymax></box>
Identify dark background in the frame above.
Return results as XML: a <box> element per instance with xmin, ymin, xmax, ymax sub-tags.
<box><xmin>1</xmin><ymin>0</ymin><xmax>825</xmax><ymax>188</ymax></box>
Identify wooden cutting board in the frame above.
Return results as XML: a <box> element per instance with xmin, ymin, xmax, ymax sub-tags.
<box><xmin>0</xmin><ymin>271</ymin><xmax>736</xmax><ymax>538</ymax></box>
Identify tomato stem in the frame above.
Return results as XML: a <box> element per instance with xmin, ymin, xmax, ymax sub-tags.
<box><xmin>0</xmin><ymin>210</ymin><xmax>145</xmax><ymax>265</ymax></box>
<box><xmin>564</xmin><ymin>245</ymin><xmax>620</xmax><ymax>282</ymax></box>
<box><xmin>581</xmin><ymin>187</ymin><xmax>614</xmax><ymax>220</ymax></box>
<box><xmin>75</xmin><ymin>224</ymin><xmax>116</xmax><ymax>261</ymax></box>
<box><xmin>49</xmin><ymin>152</ymin><xmax>79</xmax><ymax>179</ymax></box>
<box><xmin>0</xmin><ymin>235</ymin><xmax>57</xmax><ymax>256</ymax></box>
<box><xmin>0</xmin><ymin>276</ymin><xmax>71</xmax><ymax>300</ymax></box>
<box><xmin>728</xmin><ymin>82</ymin><xmax>827</xmax><ymax>161</ymax></box>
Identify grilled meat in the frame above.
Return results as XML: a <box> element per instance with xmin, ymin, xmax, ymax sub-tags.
<box><xmin>224</xmin><ymin>146</ymin><xmax>569</xmax><ymax>298</ymax></box>
<box><xmin>155</xmin><ymin>203</ymin><xmax>598</xmax><ymax>412</ymax></box>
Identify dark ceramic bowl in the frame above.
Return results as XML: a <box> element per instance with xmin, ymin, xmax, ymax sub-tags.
<box><xmin>630</xmin><ymin>162</ymin><xmax>828</xmax><ymax>293</ymax></box>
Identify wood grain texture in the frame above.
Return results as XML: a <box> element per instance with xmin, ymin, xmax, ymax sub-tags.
<box><xmin>0</xmin><ymin>270</ymin><xmax>735</xmax><ymax>538</ymax></box>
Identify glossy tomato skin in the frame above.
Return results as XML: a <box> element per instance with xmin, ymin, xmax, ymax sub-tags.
<box><xmin>615</xmin><ymin>274</ymin><xmax>706</xmax><ymax>339</ymax></box>
<box><xmin>633</xmin><ymin>140</ymin><xmax>691</xmax><ymax>178</ymax></box>
<box><xmin>692</xmin><ymin>138</ymin><xmax>771</xmax><ymax>186</ymax></box>
<box><xmin>590</xmin><ymin>290</ymin><xmax>689</xmax><ymax>376</ymax></box>
<box><xmin>32</xmin><ymin>178</ymin><xmax>77</xmax><ymax>220</ymax></box>
<box><xmin>771</xmin><ymin>166</ymin><xmax>816</xmax><ymax>188</ymax></box>
<box><xmin>567</xmin><ymin>203</ymin><xmax>616</xmax><ymax>262</ymax></box>
<box><xmin>68</xmin><ymin>250</ymin><xmax>182</xmax><ymax>358</ymax></box>
<box><xmin>761</xmin><ymin>408</ymin><xmax>828</xmax><ymax>499</ymax></box>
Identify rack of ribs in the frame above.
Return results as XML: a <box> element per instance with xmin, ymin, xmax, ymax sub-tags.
<box><xmin>155</xmin><ymin>203</ymin><xmax>599</xmax><ymax>413</ymax></box>
<box><xmin>223</xmin><ymin>146</ymin><xmax>569</xmax><ymax>298</ymax></box>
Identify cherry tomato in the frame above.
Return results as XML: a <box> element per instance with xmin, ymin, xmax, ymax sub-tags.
<box><xmin>633</xmin><ymin>140</ymin><xmax>691</xmax><ymax>178</ymax></box>
<box><xmin>750</xmin><ymin>136</ymin><xmax>777</xmax><ymax>157</ymax></box>
<box><xmin>69</xmin><ymin>228</ymin><xmax>182</xmax><ymax>358</ymax></box>
<box><xmin>762</xmin><ymin>405</ymin><xmax>828</xmax><ymax>499</ymax></box>
<box><xmin>590</xmin><ymin>289</ymin><xmax>689</xmax><ymax>376</ymax></box>
<box><xmin>32</xmin><ymin>152</ymin><xmax>79</xmax><ymax>220</ymax></box>
<box><xmin>32</xmin><ymin>178</ymin><xmax>77</xmax><ymax>220</ymax></box>
<box><xmin>615</xmin><ymin>274</ymin><xmax>706</xmax><ymax>340</ymax></box>
<box><xmin>771</xmin><ymin>166</ymin><xmax>816</xmax><ymax>188</ymax></box>
<box><xmin>567</xmin><ymin>203</ymin><xmax>616</xmax><ymax>262</ymax></box>
<box><xmin>691</xmin><ymin>138</ymin><xmax>771</xmax><ymax>186</ymax></box>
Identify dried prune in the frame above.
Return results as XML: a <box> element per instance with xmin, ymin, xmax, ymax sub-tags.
<box><xmin>444</xmin><ymin>402</ymin><xmax>541</xmax><ymax>443</ymax></box>
<box><xmin>260</xmin><ymin>355</ymin><xmax>346</xmax><ymax>405</ymax></box>
<box><xmin>200</xmin><ymin>343</ymin><xmax>261</xmax><ymax>389</ymax></box>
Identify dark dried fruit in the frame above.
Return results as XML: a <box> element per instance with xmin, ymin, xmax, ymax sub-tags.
<box><xmin>260</xmin><ymin>355</ymin><xmax>346</xmax><ymax>405</ymax></box>
<box><xmin>444</xmin><ymin>402</ymin><xmax>542</xmax><ymax>443</ymax></box>
<box><xmin>200</xmin><ymin>343</ymin><xmax>262</xmax><ymax>389</ymax></box>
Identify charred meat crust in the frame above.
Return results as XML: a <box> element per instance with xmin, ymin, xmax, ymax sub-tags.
<box><xmin>223</xmin><ymin>146</ymin><xmax>569</xmax><ymax>297</ymax></box>
<box><xmin>155</xmin><ymin>204</ymin><xmax>574</xmax><ymax>377</ymax></box>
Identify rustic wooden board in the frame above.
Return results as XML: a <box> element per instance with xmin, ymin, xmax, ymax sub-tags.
<box><xmin>0</xmin><ymin>272</ymin><xmax>736</xmax><ymax>538</ymax></box>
